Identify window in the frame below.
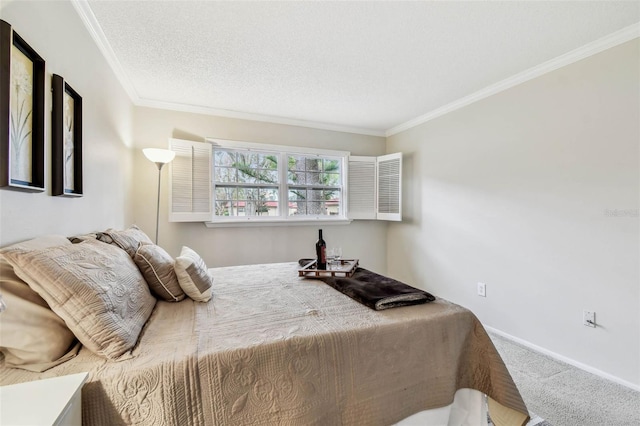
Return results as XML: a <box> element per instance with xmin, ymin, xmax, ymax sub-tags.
<box><xmin>208</xmin><ymin>138</ymin><xmax>348</xmax><ymax>223</ymax></box>
<box><xmin>169</xmin><ymin>138</ymin><xmax>401</xmax><ymax>225</ymax></box>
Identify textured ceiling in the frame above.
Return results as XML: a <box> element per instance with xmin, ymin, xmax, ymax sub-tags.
<box><xmin>80</xmin><ymin>1</ymin><xmax>639</xmax><ymax>136</ymax></box>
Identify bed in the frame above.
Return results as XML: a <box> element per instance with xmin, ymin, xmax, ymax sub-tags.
<box><xmin>0</xmin><ymin>233</ymin><xmax>529</xmax><ymax>425</ymax></box>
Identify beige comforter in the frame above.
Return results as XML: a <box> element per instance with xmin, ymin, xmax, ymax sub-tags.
<box><xmin>0</xmin><ymin>262</ymin><xmax>528</xmax><ymax>425</ymax></box>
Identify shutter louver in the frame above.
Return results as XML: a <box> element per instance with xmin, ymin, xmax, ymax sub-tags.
<box><xmin>169</xmin><ymin>139</ymin><xmax>212</xmax><ymax>222</ymax></box>
<box><xmin>376</xmin><ymin>153</ymin><xmax>402</xmax><ymax>221</ymax></box>
<box><xmin>348</xmin><ymin>156</ymin><xmax>376</xmax><ymax>219</ymax></box>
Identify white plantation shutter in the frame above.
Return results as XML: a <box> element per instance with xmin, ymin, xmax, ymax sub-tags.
<box><xmin>377</xmin><ymin>153</ymin><xmax>402</xmax><ymax>221</ymax></box>
<box><xmin>169</xmin><ymin>138</ymin><xmax>212</xmax><ymax>222</ymax></box>
<box><xmin>347</xmin><ymin>152</ymin><xmax>402</xmax><ymax>221</ymax></box>
<box><xmin>348</xmin><ymin>156</ymin><xmax>376</xmax><ymax>219</ymax></box>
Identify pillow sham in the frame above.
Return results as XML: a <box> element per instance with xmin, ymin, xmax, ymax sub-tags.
<box><xmin>174</xmin><ymin>246</ymin><xmax>213</xmax><ymax>302</ymax></box>
<box><xmin>2</xmin><ymin>238</ymin><xmax>156</xmax><ymax>360</ymax></box>
<box><xmin>134</xmin><ymin>242</ymin><xmax>185</xmax><ymax>302</ymax></box>
<box><xmin>0</xmin><ymin>254</ymin><xmax>80</xmax><ymax>372</ymax></box>
<box><xmin>99</xmin><ymin>225</ymin><xmax>153</xmax><ymax>257</ymax></box>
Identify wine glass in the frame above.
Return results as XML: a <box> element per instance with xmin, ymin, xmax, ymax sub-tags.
<box><xmin>326</xmin><ymin>248</ymin><xmax>336</xmax><ymax>269</ymax></box>
<box><xmin>332</xmin><ymin>247</ymin><xmax>342</xmax><ymax>269</ymax></box>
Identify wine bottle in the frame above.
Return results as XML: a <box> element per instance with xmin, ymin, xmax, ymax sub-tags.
<box><xmin>316</xmin><ymin>229</ymin><xmax>327</xmax><ymax>270</ymax></box>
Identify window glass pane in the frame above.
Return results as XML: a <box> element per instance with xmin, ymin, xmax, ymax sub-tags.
<box><xmin>215</xmin><ymin>166</ymin><xmax>236</xmax><ymax>183</ymax></box>
<box><xmin>215</xmin><ymin>187</ymin><xmax>236</xmax><ymax>201</ymax></box>
<box><xmin>305</xmin><ymin>171</ymin><xmax>322</xmax><ymax>186</ymax></box>
<box><xmin>288</xmin><ymin>189</ymin><xmax>306</xmax><ymax>201</ymax></box>
<box><xmin>214</xmin><ymin>150</ymin><xmax>235</xmax><ymax>166</ymax></box>
<box><xmin>326</xmin><ymin>173</ymin><xmax>338</xmax><ymax>186</ymax></box>
<box><xmin>287</xmin><ymin>155</ymin><xmax>304</xmax><ymax>171</ymax></box>
<box><xmin>324</xmin><ymin>159</ymin><xmax>339</xmax><ymax>172</ymax></box>
<box><xmin>288</xmin><ymin>170</ymin><xmax>304</xmax><ymax>184</ymax></box>
<box><xmin>292</xmin><ymin>202</ymin><xmax>306</xmax><ymax>215</ymax></box>
<box><xmin>326</xmin><ymin>196</ymin><xmax>341</xmax><ymax>216</ymax></box>
<box><xmin>261</xmin><ymin>188</ymin><xmax>279</xmax><ymax>216</ymax></box>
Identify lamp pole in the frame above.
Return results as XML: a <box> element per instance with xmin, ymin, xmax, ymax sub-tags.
<box><xmin>154</xmin><ymin>162</ymin><xmax>165</xmax><ymax>245</ymax></box>
<box><xmin>143</xmin><ymin>148</ymin><xmax>176</xmax><ymax>246</ymax></box>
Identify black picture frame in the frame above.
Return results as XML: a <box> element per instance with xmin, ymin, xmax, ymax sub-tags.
<box><xmin>0</xmin><ymin>20</ymin><xmax>45</xmax><ymax>191</ymax></box>
<box><xmin>52</xmin><ymin>74</ymin><xmax>83</xmax><ymax>197</ymax></box>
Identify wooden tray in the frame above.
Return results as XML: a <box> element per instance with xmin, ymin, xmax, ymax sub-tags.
<box><xmin>298</xmin><ymin>259</ymin><xmax>359</xmax><ymax>278</ymax></box>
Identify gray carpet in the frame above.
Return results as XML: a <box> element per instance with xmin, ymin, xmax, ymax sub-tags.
<box><xmin>489</xmin><ymin>332</ymin><xmax>640</xmax><ymax>426</ymax></box>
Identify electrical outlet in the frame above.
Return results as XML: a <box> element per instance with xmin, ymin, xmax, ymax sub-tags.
<box><xmin>583</xmin><ymin>311</ymin><xmax>596</xmax><ymax>328</ymax></box>
<box><xmin>477</xmin><ymin>282</ymin><xmax>486</xmax><ymax>297</ymax></box>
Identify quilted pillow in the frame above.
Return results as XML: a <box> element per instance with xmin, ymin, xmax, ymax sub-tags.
<box><xmin>99</xmin><ymin>225</ymin><xmax>153</xmax><ymax>257</ymax></box>
<box><xmin>2</xmin><ymin>238</ymin><xmax>156</xmax><ymax>360</ymax></box>
<box><xmin>0</xmin><ymin>235</ymin><xmax>80</xmax><ymax>371</ymax></box>
<box><xmin>174</xmin><ymin>246</ymin><xmax>213</xmax><ymax>302</ymax></box>
<box><xmin>134</xmin><ymin>242</ymin><xmax>185</xmax><ymax>302</ymax></box>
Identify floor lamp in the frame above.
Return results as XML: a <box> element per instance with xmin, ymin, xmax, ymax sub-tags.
<box><xmin>143</xmin><ymin>148</ymin><xmax>176</xmax><ymax>245</ymax></box>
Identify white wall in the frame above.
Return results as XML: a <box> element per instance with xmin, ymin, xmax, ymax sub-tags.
<box><xmin>386</xmin><ymin>39</ymin><xmax>639</xmax><ymax>387</ymax></box>
<box><xmin>132</xmin><ymin>107</ymin><xmax>389</xmax><ymax>272</ymax></box>
<box><xmin>0</xmin><ymin>0</ymin><xmax>134</xmax><ymax>245</ymax></box>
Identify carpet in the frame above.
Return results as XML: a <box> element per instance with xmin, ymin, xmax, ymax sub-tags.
<box><xmin>489</xmin><ymin>332</ymin><xmax>640</xmax><ymax>426</ymax></box>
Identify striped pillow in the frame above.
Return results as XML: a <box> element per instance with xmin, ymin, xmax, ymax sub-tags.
<box><xmin>134</xmin><ymin>243</ymin><xmax>185</xmax><ymax>302</ymax></box>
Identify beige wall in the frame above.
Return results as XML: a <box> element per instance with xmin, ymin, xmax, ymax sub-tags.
<box><xmin>132</xmin><ymin>107</ymin><xmax>389</xmax><ymax>272</ymax></box>
<box><xmin>0</xmin><ymin>1</ymin><xmax>134</xmax><ymax>246</ymax></box>
<box><xmin>387</xmin><ymin>39</ymin><xmax>640</xmax><ymax>386</ymax></box>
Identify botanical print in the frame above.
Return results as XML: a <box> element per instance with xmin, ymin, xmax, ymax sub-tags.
<box><xmin>64</xmin><ymin>90</ymin><xmax>75</xmax><ymax>191</ymax></box>
<box><xmin>9</xmin><ymin>45</ymin><xmax>33</xmax><ymax>183</ymax></box>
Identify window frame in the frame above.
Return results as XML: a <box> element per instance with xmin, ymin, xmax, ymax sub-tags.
<box><xmin>206</xmin><ymin>138</ymin><xmax>351</xmax><ymax>226</ymax></box>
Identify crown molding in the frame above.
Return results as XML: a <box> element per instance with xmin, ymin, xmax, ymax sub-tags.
<box><xmin>136</xmin><ymin>98</ymin><xmax>386</xmax><ymax>137</ymax></box>
<box><xmin>386</xmin><ymin>23</ymin><xmax>640</xmax><ymax>137</ymax></box>
<box><xmin>71</xmin><ymin>0</ymin><xmax>139</xmax><ymax>101</ymax></box>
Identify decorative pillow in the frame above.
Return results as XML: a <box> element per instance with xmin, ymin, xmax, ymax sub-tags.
<box><xmin>134</xmin><ymin>242</ymin><xmax>185</xmax><ymax>302</ymax></box>
<box><xmin>99</xmin><ymin>225</ymin><xmax>153</xmax><ymax>257</ymax></box>
<box><xmin>2</xmin><ymin>238</ymin><xmax>156</xmax><ymax>360</ymax></box>
<box><xmin>0</xmin><ymin>245</ymin><xmax>80</xmax><ymax>372</ymax></box>
<box><xmin>174</xmin><ymin>246</ymin><xmax>213</xmax><ymax>302</ymax></box>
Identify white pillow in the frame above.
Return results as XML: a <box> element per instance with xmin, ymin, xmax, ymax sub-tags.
<box><xmin>174</xmin><ymin>246</ymin><xmax>213</xmax><ymax>302</ymax></box>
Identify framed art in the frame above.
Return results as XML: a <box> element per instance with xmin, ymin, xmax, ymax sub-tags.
<box><xmin>52</xmin><ymin>74</ymin><xmax>83</xmax><ymax>196</ymax></box>
<box><xmin>0</xmin><ymin>20</ymin><xmax>45</xmax><ymax>191</ymax></box>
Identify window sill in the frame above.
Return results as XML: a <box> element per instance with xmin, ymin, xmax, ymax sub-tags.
<box><xmin>204</xmin><ymin>218</ymin><xmax>353</xmax><ymax>228</ymax></box>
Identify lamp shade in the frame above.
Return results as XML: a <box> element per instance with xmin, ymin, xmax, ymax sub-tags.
<box><xmin>143</xmin><ymin>148</ymin><xmax>176</xmax><ymax>164</ymax></box>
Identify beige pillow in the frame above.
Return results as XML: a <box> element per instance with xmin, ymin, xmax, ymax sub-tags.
<box><xmin>134</xmin><ymin>243</ymin><xmax>185</xmax><ymax>302</ymax></box>
<box><xmin>100</xmin><ymin>225</ymin><xmax>153</xmax><ymax>257</ymax></box>
<box><xmin>174</xmin><ymin>246</ymin><xmax>213</xmax><ymax>302</ymax></box>
<box><xmin>0</xmin><ymin>252</ymin><xmax>80</xmax><ymax>372</ymax></box>
<box><xmin>2</xmin><ymin>238</ymin><xmax>156</xmax><ymax>360</ymax></box>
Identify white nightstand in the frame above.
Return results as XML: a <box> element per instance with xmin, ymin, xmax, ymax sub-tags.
<box><xmin>0</xmin><ymin>372</ymin><xmax>88</xmax><ymax>425</ymax></box>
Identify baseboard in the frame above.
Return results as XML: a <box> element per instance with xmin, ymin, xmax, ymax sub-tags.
<box><xmin>484</xmin><ymin>326</ymin><xmax>640</xmax><ymax>393</ymax></box>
